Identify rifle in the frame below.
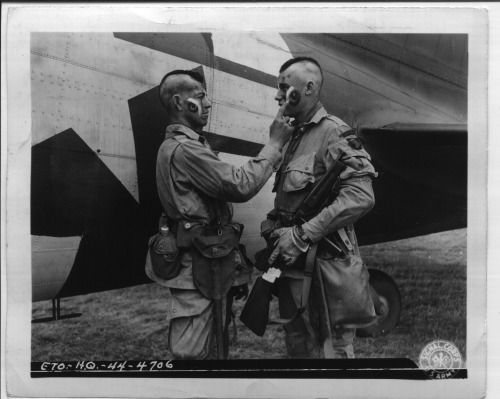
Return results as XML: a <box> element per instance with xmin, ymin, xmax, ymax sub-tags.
<box><xmin>240</xmin><ymin>151</ymin><xmax>348</xmax><ymax>336</ymax></box>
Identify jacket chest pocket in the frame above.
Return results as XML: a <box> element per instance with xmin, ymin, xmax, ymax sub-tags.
<box><xmin>282</xmin><ymin>152</ymin><xmax>316</xmax><ymax>192</ymax></box>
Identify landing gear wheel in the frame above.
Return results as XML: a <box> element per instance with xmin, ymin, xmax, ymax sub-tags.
<box><xmin>356</xmin><ymin>269</ymin><xmax>402</xmax><ymax>338</ymax></box>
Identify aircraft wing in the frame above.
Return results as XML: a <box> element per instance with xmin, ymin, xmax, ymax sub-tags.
<box><xmin>356</xmin><ymin>123</ymin><xmax>467</xmax><ymax>245</ymax></box>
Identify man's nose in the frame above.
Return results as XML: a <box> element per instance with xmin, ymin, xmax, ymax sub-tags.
<box><xmin>275</xmin><ymin>92</ymin><xmax>284</xmax><ymax>104</ymax></box>
<box><xmin>202</xmin><ymin>98</ymin><xmax>212</xmax><ymax>109</ymax></box>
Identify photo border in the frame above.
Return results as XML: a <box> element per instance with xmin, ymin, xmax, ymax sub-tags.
<box><xmin>2</xmin><ymin>3</ymin><xmax>489</xmax><ymax>398</ymax></box>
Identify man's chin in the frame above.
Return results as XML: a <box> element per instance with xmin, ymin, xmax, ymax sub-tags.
<box><xmin>283</xmin><ymin>106</ymin><xmax>295</xmax><ymax>118</ymax></box>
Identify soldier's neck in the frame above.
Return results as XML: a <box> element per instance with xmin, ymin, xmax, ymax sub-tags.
<box><xmin>168</xmin><ymin>117</ymin><xmax>203</xmax><ymax>134</ymax></box>
<box><xmin>295</xmin><ymin>101</ymin><xmax>322</xmax><ymax>125</ymax></box>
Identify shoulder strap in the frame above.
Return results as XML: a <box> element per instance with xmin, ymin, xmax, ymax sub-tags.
<box><xmin>161</xmin><ymin>134</ymin><xmax>186</xmax><ymax>161</ymax></box>
<box><xmin>325</xmin><ymin>114</ymin><xmax>349</xmax><ymax>128</ymax></box>
<box><xmin>171</xmin><ymin>133</ymin><xmax>190</xmax><ymax>144</ymax></box>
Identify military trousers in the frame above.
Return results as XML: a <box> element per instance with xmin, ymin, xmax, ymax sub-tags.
<box><xmin>167</xmin><ymin>287</ymin><xmax>220</xmax><ymax>360</ymax></box>
<box><xmin>277</xmin><ymin>276</ymin><xmax>355</xmax><ymax>359</ymax></box>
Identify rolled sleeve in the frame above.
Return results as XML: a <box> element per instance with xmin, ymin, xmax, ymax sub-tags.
<box><xmin>302</xmin><ymin>177</ymin><xmax>375</xmax><ymax>243</ymax></box>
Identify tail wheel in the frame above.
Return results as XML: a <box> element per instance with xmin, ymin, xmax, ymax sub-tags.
<box><xmin>356</xmin><ymin>269</ymin><xmax>402</xmax><ymax>338</ymax></box>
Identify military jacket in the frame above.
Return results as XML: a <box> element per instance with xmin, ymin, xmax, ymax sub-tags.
<box><xmin>155</xmin><ymin>124</ymin><xmax>283</xmax><ymax>289</ymax></box>
<box><xmin>273</xmin><ymin>106</ymin><xmax>377</xmax><ymax>278</ymax></box>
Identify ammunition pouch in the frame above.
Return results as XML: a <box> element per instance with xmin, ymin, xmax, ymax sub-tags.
<box><xmin>175</xmin><ymin>221</ymin><xmax>205</xmax><ymax>248</ymax></box>
<box><xmin>178</xmin><ymin>222</ymin><xmax>241</xmax><ymax>300</ymax></box>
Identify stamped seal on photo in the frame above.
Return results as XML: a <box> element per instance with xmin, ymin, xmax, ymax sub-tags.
<box><xmin>419</xmin><ymin>340</ymin><xmax>463</xmax><ymax>379</ymax></box>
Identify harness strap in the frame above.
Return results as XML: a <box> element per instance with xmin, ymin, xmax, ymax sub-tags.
<box><xmin>223</xmin><ymin>290</ymin><xmax>237</xmax><ymax>358</ymax></box>
<box><xmin>337</xmin><ymin>228</ymin><xmax>353</xmax><ymax>252</ymax></box>
<box><xmin>269</xmin><ymin>242</ymin><xmax>318</xmax><ymax>325</ymax></box>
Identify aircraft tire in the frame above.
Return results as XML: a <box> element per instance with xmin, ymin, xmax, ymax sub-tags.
<box><xmin>356</xmin><ymin>268</ymin><xmax>402</xmax><ymax>338</ymax></box>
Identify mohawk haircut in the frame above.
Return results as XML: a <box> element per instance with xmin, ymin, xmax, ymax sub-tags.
<box><xmin>279</xmin><ymin>56</ymin><xmax>324</xmax><ymax>93</ymax></box>
<box><xmin>158</xmin><ymin>70</ymin><xmax>205</xmax><ymax>109</ymax></box>
<box><xmin>279</xmin><ymin>56</ymin><xmax>323</xmax><ymax>78</ymax></box>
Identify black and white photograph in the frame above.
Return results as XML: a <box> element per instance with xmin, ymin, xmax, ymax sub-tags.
<box><xmin>2</xmin><ymin>4</ymin><xmax>493</xmax><ymax>399</ymax></box>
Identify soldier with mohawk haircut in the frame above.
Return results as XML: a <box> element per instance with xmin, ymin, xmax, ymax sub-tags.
<box><xmin>148</xmin><ymin>69</ymin><xmax>293</xmax><ymax>359</ymax></box>
<box><xmin>263</xmin><ymin>57</ymin><xmax>378</xmax><ymax>359</ymax></box>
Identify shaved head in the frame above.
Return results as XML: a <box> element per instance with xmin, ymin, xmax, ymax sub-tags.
<box><xmin>159</xmin><ymin>70</ymin><xmax>205</xmax><ymax>112</ymax></box>
<box><xmin>158</xmin><ymin>69</ymin><xmax>211</xmax><ymax>130</ymax></box>
<box><xmin>275</xmin><ymin>57</ymin><xmax>324</xmax><ymax>122</ymax></box>
<box><xmin>279</xmin><ymin>57</ymin><xmax>323</xmax><ymax>95</ymax></box>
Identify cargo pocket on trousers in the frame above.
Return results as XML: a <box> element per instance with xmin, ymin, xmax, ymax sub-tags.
<box><xmin>168</xmin><ymin>288</ymin><xmax>214</xmax><ymax>360</ymax></box>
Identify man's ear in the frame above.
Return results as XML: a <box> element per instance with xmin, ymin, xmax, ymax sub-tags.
<box><xmin>172</xmin><ymin>94</ymin><xmax>183</xmax><ymax>111</ymax></box>
<box><xmin>305</xmin><ymin>81</ymin><xmax>315</xmax><ymax>95</ymax></box>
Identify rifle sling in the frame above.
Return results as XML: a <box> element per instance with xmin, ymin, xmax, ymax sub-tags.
<box><xmin>269</xmin><ymin>242</ymin><xmax>318</xmax><ymax>325</ymax></box>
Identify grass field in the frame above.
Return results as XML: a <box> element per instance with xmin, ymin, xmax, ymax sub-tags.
<box><xmin>32</xmin><ymin>228</ymin><xmax>466</xmax><ymax>365</ymax></box>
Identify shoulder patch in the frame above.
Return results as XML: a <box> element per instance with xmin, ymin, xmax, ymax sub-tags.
<box><xmin>339</xmin><ymin>129</ymin><xmax>356</xmax><ymax>139</ymax></box>
<box><xmin>339</xmin><ymin>129</ymin><xmax>364</xmax><ymax>150</ymax></box>
<box><xmin>347</xmin><ymin>137</ymin><xmax>363</xmax><ymax>150</ymax></box>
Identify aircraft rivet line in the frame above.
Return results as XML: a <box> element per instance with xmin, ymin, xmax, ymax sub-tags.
<box><xmin>33</xmin><ymin>247</ymin><xmax>78</xmax><ymax>253</ymax></box>
<box><xmin>98</xmin><ymin>152</ymin><xmax>136</xmax><ymax>160</ymax></box>
<box><xmin>31</xmin><ymin>50</ymin><xmax>155</xmax><ymax>86</ymax></box>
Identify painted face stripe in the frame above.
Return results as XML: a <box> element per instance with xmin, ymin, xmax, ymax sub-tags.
<box><xmin>113</xmin><ymin>32</ymin><xmax>277</xmax><ymax>89</ymax></box>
